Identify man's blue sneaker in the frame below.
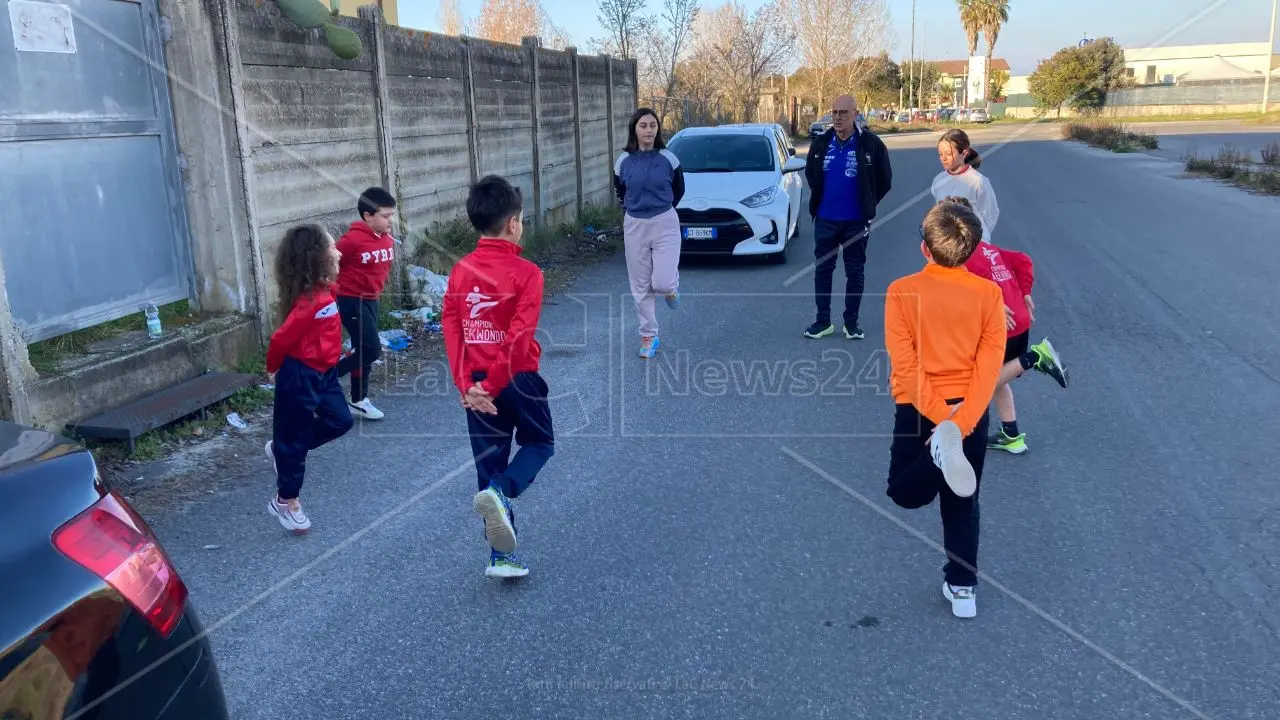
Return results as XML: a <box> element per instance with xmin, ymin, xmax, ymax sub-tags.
<box><xmin>485</xmin><ymin>549</ymin><xmax>530</xmax><ymax>578</ymax></box>
<box><xmin>474</xmin><ymin>485</ymin><xmax>517</xmax><ymax>554</ymax></box>
<box><xmin>665</xmin><ymin>291</ymin><xmax>680</xmax><ymax>309</ymax></box>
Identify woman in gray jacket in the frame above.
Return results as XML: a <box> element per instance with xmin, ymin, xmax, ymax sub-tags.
<box><xmin>614</xmin><ymin>108</ymin><xmax>686</xmax><ymax>359</ymax></box>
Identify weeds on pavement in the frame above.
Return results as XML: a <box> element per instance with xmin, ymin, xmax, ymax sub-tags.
<box><xmin>1062</xmin><ymin>121</ymin><xmax>1159</xmax><ymax>153</ymax></box>
<box><xmin>1184</xmin><ymin>143</ymin><xmax>1280</xmax><ymax>196</ymax></box>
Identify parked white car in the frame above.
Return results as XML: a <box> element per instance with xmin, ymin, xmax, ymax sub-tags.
<box><xmin>666</xmin><ymin>124</ymin><xmax>806</xmax><ymax>264</ymax></box>
<box><xmin>969</xmin><ymin>107</ymin><xmax>990</xmax><ymax>123</ymax></box>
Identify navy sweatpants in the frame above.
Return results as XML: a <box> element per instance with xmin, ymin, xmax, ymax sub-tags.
<box><xmin>466</xmin><ymin>371</ymin><xmax>554</xmax><ymax>502</ymax></box>
<box><xmin>336</xmin><ymin>296</ymin><xmax>381</xmax><ymax>403</ymax></box>
<box><xmin>272</xmin><ymin>357</ymin><xmax>354</xmax><ymax>500</ymax></box>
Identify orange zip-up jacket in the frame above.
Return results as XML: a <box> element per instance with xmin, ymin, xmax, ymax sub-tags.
<box><xmin>884</xmin><ymin>262</ymin><xmax>1007</xmax><ymax>437</ymax></box>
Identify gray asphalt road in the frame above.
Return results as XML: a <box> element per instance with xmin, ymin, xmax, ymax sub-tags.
<box><xmin>143</xmin><ymin>124</ymin><xmax>1280</xmax><ymax>720</ymax></box>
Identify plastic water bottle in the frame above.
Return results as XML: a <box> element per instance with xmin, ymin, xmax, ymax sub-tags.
<box><xmin>145</xmin><ymin>303</ymin><xmax>162</xmax><ymax>339</ymax></box>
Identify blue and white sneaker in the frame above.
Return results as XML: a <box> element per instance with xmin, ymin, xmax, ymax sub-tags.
<box><xmin>485</xmin><ymin>549</ymin><xmax>530</xmax><ymax>578</ymax></box>
<box><xmin>665</xmin><ymin>291</ymin><xmax>680</xmax><ymax>309</ymax></box>
<box><xmin>473</xmin><ymin>485</ymin><xmax>517</xmax><ymax>554</ymax></box>
<box><xmin>639</xmin><ymin>336</ymin><xmax>661</xmax><ymax>358</ymax></box>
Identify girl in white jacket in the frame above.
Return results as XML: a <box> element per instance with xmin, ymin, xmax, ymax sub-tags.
<box><xmin>930</xmin><ymin>129</ymin><xmax>999</xmax><ymax>242</ymax></box>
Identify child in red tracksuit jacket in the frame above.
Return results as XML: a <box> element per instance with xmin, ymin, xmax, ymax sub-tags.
<box><xmin>442</xmin><ymin>175</ymin><xmax>553</xmax><ymax>580</ymax></box>
<box><xmin>335</xmin><ymin>187</ymin><xmax>397</xmax><ymax>421</ymax></box>
<box><xmin>946</xmin><ymin>196</ymin><xmax>1070</xmax><ymax>454</ymax></box>
<box><xmin>264</xmin><ymin>224</ymin><xmax>354</xmax><ymax>533</ymax></box>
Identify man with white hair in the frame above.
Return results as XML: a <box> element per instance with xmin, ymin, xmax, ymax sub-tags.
<box><xmin>803</xmin><ymin>94</ymin><xmax>892</xmax><ymax>341</ymax></box>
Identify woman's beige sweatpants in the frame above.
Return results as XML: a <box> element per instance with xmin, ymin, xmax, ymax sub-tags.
<box><xmin>623</xmin><ymin>208</ymin><xmax>681</xmax><ymax>338</ymax></box>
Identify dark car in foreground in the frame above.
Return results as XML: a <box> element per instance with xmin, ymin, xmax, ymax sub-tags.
<box><xmin>0</xmin><ymin>421</ymin><xmax>229</xmax><ymax>719</ymax></box>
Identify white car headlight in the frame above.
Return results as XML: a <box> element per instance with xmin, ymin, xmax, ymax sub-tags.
<box><xmin>741</xmin><ymin>186</ymin><xmax>778</xmax><ymax>208</ymax></box>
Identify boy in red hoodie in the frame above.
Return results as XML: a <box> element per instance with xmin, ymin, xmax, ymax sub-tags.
<box><xmin>442</xmin><ymin>175</ymin><xmax>553</xmax><ymax>580</ymax></box>
<box><xmin>945</xmin><ymin>196</ymin><xmax>1069</xmax><ymax>454</ymax></box>
<box><xmin>335</xmin><ymin>187</ymin><xmax>397</xmax><ymax>421</ymax></box>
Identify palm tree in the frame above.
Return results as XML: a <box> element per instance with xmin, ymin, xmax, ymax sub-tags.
<box><xmin>981</xmin><ymin>0</ymin><xmax>1010</xmax><ymax>59</ymax></box>
<box><xmin>955</xmin><ymin>0</ymin><xmax>982</xmax><ymax>57</ymax></box>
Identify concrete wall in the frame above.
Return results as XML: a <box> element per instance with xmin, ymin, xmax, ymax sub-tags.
<box><xmin>198</xmin><ymin>0</ymin><xmax>637</xmax><ymax>328</ymax></box>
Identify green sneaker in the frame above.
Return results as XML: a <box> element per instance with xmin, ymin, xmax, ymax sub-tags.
<box><xmin>987</xmin><ymin>430</ymin><xmax>1028</xmax><ymax>454</ymax></box>
<box><xmin>485</xmin><ymin>549</ymin><xmax>530</xmax><ymax>579</ymax></box>
<box><xmin>1029</xmin><ymin>338</ymin><xmax>1068</xmax><ymax>388</ymax></box>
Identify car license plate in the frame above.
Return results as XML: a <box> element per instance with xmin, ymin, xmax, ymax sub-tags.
<box><xmin>684</xmin><ymin>227</ymin><xmax>715</xmax><ymax>239</ymax></box>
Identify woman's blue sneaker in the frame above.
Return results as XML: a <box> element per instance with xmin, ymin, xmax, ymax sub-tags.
<box><xmin>665</xmin><ymin>291</ymin><xmax>680</xmax><ymax>309</ymax></box>
<box><xmin>639</xmin><ymin>336</ymin><xmax>660</xmax><ymax>358</ymax></box>
<box><xmin>486</xmin><ymin>549</ymin><xmax>529</xmax><ymax>578</ymax></box>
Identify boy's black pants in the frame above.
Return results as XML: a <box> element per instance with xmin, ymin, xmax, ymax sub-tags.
<box><xmin>812</xmin><ymin>218</ymin><xmax>869</xmax><ymax>328</ymax></box>
<box><xmin>336</xmin><ymin>296</ymin><xmax>381</xmax><ymax>403</ymax></box>
<box><xmin>272</xmin><ymin>357</ymin><xmax>354</xmax><ymax>500</ymax></box>
<box><xmin>886</xmin><ymin>400</ymin><xmax>989</xmax><ymax>588</ymax></box>
<box><xmin>466</xmin><ymin>371</ymin><xmax>554</xmax><ymax>503</ymax></box>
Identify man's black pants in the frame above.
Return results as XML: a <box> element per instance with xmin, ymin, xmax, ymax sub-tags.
<box><xmin>885</xmin><ymin>401</ymin><xmax>989</xmax><ymax>588</ymax></box>
<box><xmin>812</xmin><ymin>218</ymin><xmax>870</xmax><ymax>330</ymax></box>
<box><xmin>336</xmin><ymin>296</ymin><xmax>381</xmax><ymax>403</ymax></box>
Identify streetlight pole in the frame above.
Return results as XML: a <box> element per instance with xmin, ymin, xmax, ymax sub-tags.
<box><xmin>1264</xmin><ymin>0</ymin><xmax>1277</xmax><ymax>113</ymax></box>
<box><xmin>908</xmin><ymin>0</ymin><xmax>916</xmax><ymax>109</ymax></box>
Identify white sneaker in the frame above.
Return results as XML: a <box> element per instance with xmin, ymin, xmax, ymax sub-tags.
<box><xmin>930</xmin><ymin>420</ymin><xmax>976</xmax><ymax>498</ymax></box>
<box><xmin>349</xmin><ymin>398</ymin><xmax>385</xmax><ymax>420</ymax></box>
<box><xmin>265</xmin><ymin>441</ymin><xmax>278</xmax><ymax>477</ymax></box>
<box><xmin>943</xmin><ymin>582</ymin><xmax>977</xmax><ymax>618</ymax></box>
<box><xmin>268</xmin><ymin>496</ymin><xmax>311</xmax><ymax>533</ymax></box>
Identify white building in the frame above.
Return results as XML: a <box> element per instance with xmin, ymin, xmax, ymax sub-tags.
<box><xmin>1123</xmin><ymin>42</ymin><xmax>1279</xmax><ymax>85</ymax></box>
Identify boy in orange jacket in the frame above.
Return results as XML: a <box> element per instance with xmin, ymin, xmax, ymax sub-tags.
<box><xmin>883</xmin><ymin>199</ymin><xmax>1006</xmax><ymax>619</ymax></box>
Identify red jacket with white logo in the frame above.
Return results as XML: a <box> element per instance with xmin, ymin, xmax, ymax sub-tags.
<box><xmin>441</xmin><ymin>238</ymin><xmax>544</xmax><ymax>397</ymax></box>
<box><xmin>335</xmin><ymin>222</ymin><xmax>396</xmax><ymax>299</ymax></box>
<box><xmin>964</xmin><ymin>241</ymin><xmax>1035</xmax><ymax>337</ymax></box>
<box><xmin>266</xmin><ymin>286</ymin><xmax>343</xmax><ymax>374</ymax></box>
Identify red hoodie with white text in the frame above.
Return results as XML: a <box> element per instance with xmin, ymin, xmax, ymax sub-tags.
<box><xmin>335</xmin><ymin>221</ymin><xmax>396</xmax><ymax>299</ymax></box>
<box><xmin>441</xmin><ymin>238</ymin><xmax>544</xmax><ymax>397</ymax></box>
<box><xmin>266</xmin><ymin>287</ymin><xmax>343</xmax><ymax>375</ymax></box>
<box><xmin>964</xmin><ymin>241</ymin><xmax>1035</xmax><ymax>338</ymax></box>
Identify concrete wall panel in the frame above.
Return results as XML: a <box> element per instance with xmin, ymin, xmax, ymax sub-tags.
<box><xmin>234</xmin><ymin>0</ymin><xmax>373</xmax><ymax>72</ymax></box>
<box><xmin>382</xmin><ymin>29</ymin><xmax>467</xmax><ymax>79</ymax></box>
<box><xmin>242</xmin><ymin>65</ymin><xmax>377</xmax><ymax>146</ymax></box>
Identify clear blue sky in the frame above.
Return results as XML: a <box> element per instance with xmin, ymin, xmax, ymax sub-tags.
<box><xmin>399</xmin><ymin>0</ymin><xmax>1277</xmax><ymax>76</ymax></box>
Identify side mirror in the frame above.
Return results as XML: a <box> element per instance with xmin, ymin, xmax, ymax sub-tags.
<box><xmin>783</xmin><ymin>156</ymin><xmax>806</xmax><ymax>173</ymax></box>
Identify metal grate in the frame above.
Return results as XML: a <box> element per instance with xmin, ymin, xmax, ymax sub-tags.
<box><xmin>68</xmin><ymin>372</ymin><xmax>258</xmax><ymax>452</ymax></box>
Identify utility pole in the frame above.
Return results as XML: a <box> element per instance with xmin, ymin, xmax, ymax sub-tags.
<box><xmin>908</xmin><ymin>0</ymin><xmax>916</xmax><ymax>109</ymax></box>
<box><xmin>1264</xmin><ymin>0</ymin><xmax>1277</xmax><ymax>113</ymax></box>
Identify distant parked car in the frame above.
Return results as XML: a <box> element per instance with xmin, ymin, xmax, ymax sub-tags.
<box><xmin>809</xmin><ymin>114</ymin><xmax>833</xmax><ymax>139</ymax></box>
<box><xmin>970</xmin><ymin>108</ymin><xmax>990</xmax><ymax>123</ymax></box>
<box><xmin>0</xmin><ymin>421</ymin><xmax>230</xmax><ymax>719</ymax></box>
<box><xmin>667</xmin><ymin>124</ymin><xmax>806</xmax><ymax>264</ymax></box>
<box><xmin>896</xmin><ymin>112</ymin><xmax>910</xmax><ymax>123</ymax></box>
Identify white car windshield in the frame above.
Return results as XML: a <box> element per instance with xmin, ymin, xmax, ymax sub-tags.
<box><xmin>667</xmin><ymin>135</ymin><xmax>776</xmax><ymax>173</ymax></box>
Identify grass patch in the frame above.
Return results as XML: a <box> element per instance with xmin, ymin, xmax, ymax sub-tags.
<box><xmin>1062</xmin><ymin>120</ymin><xmax>1159</xmax><ymax>152</ymax></box>
<box><xmin>26</xmin><ymin>300</ymin><xmax>206</xmax><ymax>376</ymax></box>
<box><xmin>1184</xmin><ymin>143</ymin><xmax>1280</xmax><ymax>196</ymax></box>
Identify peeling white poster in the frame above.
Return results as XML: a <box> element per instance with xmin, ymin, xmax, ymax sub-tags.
<box><xmin>9</xmin><ymin>0</ymin><xmax>77</xmax><ymax>54</ymax></box>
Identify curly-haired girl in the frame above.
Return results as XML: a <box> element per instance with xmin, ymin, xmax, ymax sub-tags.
<box><xmin>264</xmin><ymin>224</ymin><xmax>354</xmax><ymax>533</ymax></box>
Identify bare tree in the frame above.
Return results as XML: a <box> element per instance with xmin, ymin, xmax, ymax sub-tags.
<box><xmin>698</xmin><ymin>1</ymin><xmax>796</xmax><ymax>122</ymax></box>
<box><xmin>783</xmin><ymin>0</ymin><xmax>893</xmax><ymax>114</ymax></box>
<box><xmin>473</xmin><ymin>0</ymin><xmax>540</xmax><ymax>45</ymax></box>
<box><xmin>643</xmin><ymin>0</ymin><xmax>701</xmax><ymax>100</ymax></box>
<box><xmin>440</xmin><ymin>0</ymin><xmax>464</xmax><ymax>36</ymax></box>
<box><xmin>595</xmin><ymin>0</ymin><xmax>649</xmax><ymax>59</ymax></box>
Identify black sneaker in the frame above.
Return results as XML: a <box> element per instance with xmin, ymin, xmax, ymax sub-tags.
<box><xmin>844</xmin><ymin>325</ymin><xmax>865</xmax><ymax>340</ymax></box>
<box><xmin>804</xmin><ymin>321</ymin><xmax>835</xmax><ymax>339</ymax></box>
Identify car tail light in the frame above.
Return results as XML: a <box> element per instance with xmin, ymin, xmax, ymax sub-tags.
<box><xmin>52</xmin><ymin>490</ymin><xmax>188</xmax><ymax>638</ymax></box>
